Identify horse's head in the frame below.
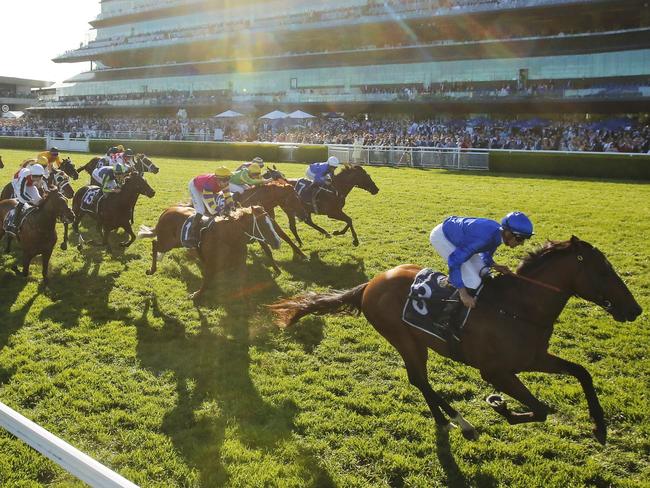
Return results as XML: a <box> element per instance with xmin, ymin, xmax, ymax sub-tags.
<box><xmin>237</xmin><ymin>205</ymin><xmax>281</xmax><ymax>250</ymax></box>
<box><xmin>567</xmin><ymin>236</ymin><xmax>642</xmax><ymax>322</ymax></box>
<box><xmin>50</xmin><ymin>170</ymin><xmax>74</xmax><ymax>198</ymax></box>
<box><xmin>137</xmin><ymin>154</ymin><xmax>160</xmax><ymax>175</ymax></box>
<box><xmin>339</xmin><ymin>165</ymin><xmax>379</xmax><ymax>195</ymax></box>
<box><xmin>263</xmin><ymin>165</ymin><xmax>287</xmax><ymax>182</ymax></box>
<box><xmin>44</xmin><ymin>190</ymin><xmax>75</xmax><ymax>224</ymax></box>
<box><xmin>59</xmin><ymin>157</ymin><xmax>79</xmax><ymax>180</ymax></box>
<box><xmin>124</xmin><ymin>173</ymin><xmax>156</xmax><ymax>198</ymax></box>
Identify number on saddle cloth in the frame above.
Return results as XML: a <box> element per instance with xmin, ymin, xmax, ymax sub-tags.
<box><xmin>180</xmin><ymin>213</ymin><xmax>213</xmax><ymax>249</ymax></box>
<box><xmin>81</xmin><ymin>187</ymin><xmax>104</xmax><ymax>214</ymax></box>
<box><xmin>402</xmin><ymin>268</ymin><xmax>457</xmax><ymax>341</ymax></box>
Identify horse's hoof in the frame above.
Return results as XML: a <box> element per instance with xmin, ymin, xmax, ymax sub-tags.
<box><xmin>593</xmin><ymin>425</ymin><xmax>607</xmax><ymax>445</ymax></box>
<box><xmin>324</xmin><ymin>233</ymin><xmax>332</xmax><ymax>239</ymax></box>
<box><xmin>76</xmin><ymin>245</ymin><xmax>83</xmax><ymax>252</ymax></box>
<box><xmin>461</xmin><ymin>427</ymin><xmax>479</xmax><ymax>441</ymax></box>
<box><xmin>11</xmin><ymin>265</ymin><xmax>20</xmax><ymax>276</ymax></box>
<box><xmin>145</xmin><ymin>269</ymin><xmax>155</xmax><ymax>276</ymax></box>
<box><xmin>352</xmin><ymin>240</ymin><xmax>360</xmax><ymax>247</ymax></box>
<box><xmin>436</xmin><ymin>422</ymin><xmax>453</xmax><ymax>434</ymax></box>
<box><xmin>486</xmin><ymin>394</ymin><xmax>508</xmax><ymax>415</ymax></box>
<box><xmin>119</xmin><ymin>242</ymin><xmax>129</xmax><ymax>247</ymax></box>
<box><xmin>332</xmin><ymin>230</ymin><xmax>343</xmax><ymax>236</ymax></box>
<box><xmin>60</xmin><ymin>243</ymin><xmax>67</xmax><ymax>251</ymax></box>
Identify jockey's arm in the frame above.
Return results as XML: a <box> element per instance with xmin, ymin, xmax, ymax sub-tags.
<box><xmin>101</xmin><ymin>175</ymin><xmax>118</xmax><ymax>193</ymax></box>
<box><xmin>241</xmin><ymin>172</ymin><xmax>266</xmax><ymax>186</ymax></box>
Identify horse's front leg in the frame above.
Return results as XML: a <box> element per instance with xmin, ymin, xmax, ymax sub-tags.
<box><xmin>12</xmin><ymin>253</ymin><xmax>33</xmax><ymax>278</ymax></box>
<box><xmin>481</xmin><ymin>370</ymin><xmax>550</xmax><ymax>425</ymax></box>
<box><xmin>120</xmin><ymin>223</ymin><xmax>136</xmax><ymax>247</ymax></box>
<box><xmin>285</xmin><ymin>211</ymin><xmax>303</xmax><ymax>247</ymax></box>
<box><xmin>529</xmin><ymin>353</ymin><xmax>606</xmax><ymax>444</ymax></box>
<box><xmin>259</xmin><ymin>241</ymin><xmax>281</xmax><ymax>275</ymax></box>
<box><xmin>146</xmin><ymin>240</ymin><xmax>158</xmax><ymax>275</ymax></box>
<box><xmin>41</xmin><ymin>246</ymin><xmax>54</xmax><ymax>286</ymax></box>
<box><xmin>4</xmin><ymin>234</ymin><xmax>12</xmax><ymax>254</ymax></box>
<box><xmin>61</xmin><ymin>223</ymin><xmax>69</xmax><ymax>250</ymax></box>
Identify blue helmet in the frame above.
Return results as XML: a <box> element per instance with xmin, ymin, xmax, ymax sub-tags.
<box><xmin>501</xmin><ymin>211</ymin><xmax>534</xmax><ymax>238</ymax></box>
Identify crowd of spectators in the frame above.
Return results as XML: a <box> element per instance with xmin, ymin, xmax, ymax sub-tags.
<box><xmin>1</xmin><ymin>114</ymin><xmax>648</xmax><ymax>153</ymax></box>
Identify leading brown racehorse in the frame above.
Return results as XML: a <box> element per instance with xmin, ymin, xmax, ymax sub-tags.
<box><xmin>0</xmin><ymin>190</ymin><xmax>75</xmax><ymax>284</ymax></box>
<box><xmin>138</xmin><ymin>205</ymin><xmax>281</xmax><ymax>301</ymax></box>
<box><xmin>287</xmin><ymin>165</ymin><xmax>379</xmax><ymax>247</ymax></box>
<box><xmin>67</xmin><ymin>172</ymin><xmax>155</xmax><ymax>250</ymax></box>
<box><xmin>269</xmin><ymin>237</ymin><xmax>642</xmax><ymax>444</ymax></box>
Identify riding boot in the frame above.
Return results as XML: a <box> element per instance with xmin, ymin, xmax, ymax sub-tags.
<box><xmin>191</xmin><ymin>213</ymin><xmax>204</xmax><ymax>244</ymax></box>
<box><xmin>438</xmin><ymin>289</ymin><xmax>461</xmax><ymax>334</ymax></box>
<box><xmin>7</xmin><ymin>203</ymin><xmax>24</xmax><ymax>237</ymax></box>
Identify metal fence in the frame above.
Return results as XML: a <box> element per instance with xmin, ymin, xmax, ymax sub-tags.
<box><xmin>327</xmin><ymin>145</ymin><xmax>490</xmax><ymax>170</ymax></box>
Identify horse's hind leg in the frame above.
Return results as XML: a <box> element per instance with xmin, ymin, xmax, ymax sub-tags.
<box><xmin>61</xmin><ymin>223</ymin><xmax>68</xmax><ymax>250</ymax></box>
<box><xmin>4</xmin><ymin>234</ymin><xmax>12</xmax><ymax>254</ymax></box>
<box><xmin>303</xmin><ymin>213</ymin><xmax>331</xmax><ymax>238</ymax></box>
<box><xmin>529</xmin><ymin>353</ymin><xmax>606</xmax><ymax>444</ymax></box>
<box><xmin>481</xmin><ymin>370</ymin><xmax>549</xmax><ymax>425</ymax></box>
<box><xmin>12</xmin><ymin>253</ymin><xmax>32</xmax><ymax>278</ymax></box>
<box><xmin>259</xmin><ymin>242</ymin><xmax>281</xmax><ymax>275</ymax></box>
<box><xmin>396</xmin><ymin>335</ymin><xmax>477</xmax><ymax>439</ymax></box>
<box><xmin>146</xmin><ymin>240</ymin><xmax>159</xmax><ymax>275</ymax></box>
<box><xmin>120</xmin><ymin>224</ymin><xmax>136</xmax><ymax>247</ymax></box>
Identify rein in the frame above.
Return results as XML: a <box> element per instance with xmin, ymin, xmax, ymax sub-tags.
<box><xmin>509</xmin><ymin>272</ymin><xmax>565</xmax><ymax>293</ymax></box>
<box><xmin>244</xmin><ymin>213</ymin><xmax>268</xmax><ymax>243</ymax></box>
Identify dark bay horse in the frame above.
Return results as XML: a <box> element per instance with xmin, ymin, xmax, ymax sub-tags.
<box><xmin>138</xmin><ymin>205</ymin><xmax>281</xmax><ymax>301</ymax></box>
<box><xmin>289</xmin><ymin>165</ymin><xmax>379</xmax><ymax>247</ymax></box>
<box><xmin>269</xmin><ymin>237</ymin><xmax>642</xmax><ymax>443</ymax></box>
<box><xmin>238</xmin><ymin>181</ymin><xmax>307</xmax><ymax>259</ymax></box>
<box><xmin>67</xmin><ymin>172</ymin><xmax>155</xmax><ymax>250</ymax></box>
<box><xmin>0</xmin><ymin>191</ymin><xmax>75</xmax><ymax>284</ymax></box>
<box><xmin>19</xmin><ymin>157</ymin><xmax>79</xmax><ymax>181</ymax></box>
<box><xmin>78</xmin><ymin>154</ymin><xmax>158</xmax><ymax>185</ymax></box>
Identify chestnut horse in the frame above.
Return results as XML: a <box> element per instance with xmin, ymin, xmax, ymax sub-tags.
<box><xmin>66</xmin><ymin>172</ymin><xmax>155</xmax><ymax>250</ymax></box>
<box><xmin>269</xmin><ymin>237</ymin><xmax>642</xmax><ymax>444</ymax></box>
<box><xmin>0</xmin><ymin>190</ymin><xmax>75</xmax><ymax>284</ymax></box>
<box><xmin>138</xmin><ymin>205</ymin><xmax>281</xmax><ymax>301</ymax></box>
<box><xmin>238</xmin><ymin>181</ymin><xmax>307</xmax><ymax>259</ymax></box>
<box><xmin>288</xmin><ymin>165</ymin><xmax>379</xmax><ymax>247</ymax></box>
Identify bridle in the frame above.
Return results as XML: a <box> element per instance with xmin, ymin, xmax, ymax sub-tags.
<box><xmin>243</xmin><ymin>210</ymin><xmax>278</xmax><ymax>246</ymax></box>
<box><xmin>51</xmin><ymin>171</ymin><xmax>72</xmax><ymax>195</ymax></box>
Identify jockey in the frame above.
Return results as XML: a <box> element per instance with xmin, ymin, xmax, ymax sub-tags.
<box><xmin>7</xmin><ymin>164</ymin><xmax>46</xmax><ymax>236</ymax></box>
<box><xmin>229</xmin><ymin>163</ymin><xmax>268</xmax><ymax>196</ymax></box>
<box><xmin>36</xmin><ymin>147</ymin><xmax>62</xmax><ymax>176</ymax></box>
<box><xmin>188</xmin><ymin>167</ymin><xmax>233</xmax><ymax>239</ymax></box>
<box><xmin>430</xmin><ymin>212</ymin><xmax>534</xmax><ymax>311</ymax></box>
<box><xmin>93</xmin><ymin>163</ymin><xmax>127</xmax><ymax>194</ymax></box>
<box><xmin>97</xmin><ymin>147</ymin><xmax>119</xmax><ymax>170</ymax></box>
<box><xmin>216</xmin><ymin>189</ymin><xmax>238</xmax><ymax>216</ymax></box>
<box><xmin>122</xmin><ymin>148</ymin><xmax>135</xmax><ymax>169</ymax></box>
<box><xmin>306</xmin><ymin>156</ymin><xmax>340</xmax><ymax>186</ymax></box>
<box><xmin>235</xmin><ymin>156</ymin><xmax>264</xmax><ymax>172</ymax></box>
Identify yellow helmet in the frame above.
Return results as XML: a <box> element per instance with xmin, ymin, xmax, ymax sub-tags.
<box><xmin>116</xmin><ymin>144</ymin><xmax>125</xmax><ymax>152</ymax></box>
<box><xmin>248</xmin><ymin>164</ymin><xmax>261</xmax><ymax>175</ymax></box>
<box><xmin>214</xmin><ymin>166</ymin><xmax>232</xmax><ymax>178</ymax></box>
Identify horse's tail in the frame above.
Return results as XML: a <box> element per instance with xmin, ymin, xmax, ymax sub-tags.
<box><xmin>267</xmin><ymin>282</ymin><xmax>368</xmax><ymax>328</ymax></box>
<box><xmin>137</xmin><ymin>225</ymin><xmax>156</xmax><ymax>239</ymax></box>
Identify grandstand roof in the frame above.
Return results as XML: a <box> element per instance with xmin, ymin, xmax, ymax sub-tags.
<box><xmin>0</xmin><ymin>76</ymin><xmax>52</xmax><ymax>88</ymax></box>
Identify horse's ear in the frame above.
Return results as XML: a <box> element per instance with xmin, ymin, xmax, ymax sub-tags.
<box><xmin>570</xmin><ymin>235</ymin><xmax>581</xmax><ymax>244</ymax></box>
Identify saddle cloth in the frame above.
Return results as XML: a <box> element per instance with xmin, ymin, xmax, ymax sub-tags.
<box><xmin>81</xmin><ymin>186</ymin><xmax>104</xmax><ymax>214</ymax></box>
<box><xmin>402</xmin><ymin>268</ymin><xmax>469</xmax><ymax>342</ymax></box>
<box><xmin>3</xmin><ymin>205</ymin><xmax>38</xmax><ymax>235</ymax></box>
<box><xmin>295</xmin><ymin>178</ymin><xmax>333</xmax><ymax>212</ymax></box>
<box><xmin>180</xmin><ymin>213</ymin><xmax>214</xmax><ymax>249</ymax></box>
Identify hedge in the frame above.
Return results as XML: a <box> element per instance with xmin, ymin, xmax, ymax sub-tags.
<box><xmin>0</xmin><ymin>136</ymin><xmax>45</xmax><ymax>151</ymax></box>
<box><xmin>489</xmin><ymin>150</ymin><xmax>650</xmax><ymax>179</ymax></box>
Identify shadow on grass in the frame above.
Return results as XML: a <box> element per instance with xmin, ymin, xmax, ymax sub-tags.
<box><xmin>135</xmin><ymin>263</ymin><xmax>335</xmax><ymax>487</ymax></box>
<box><xmin>282</xmin><ymin>250</ymin><xmax>368</xmax><ymax>289</ymax></box>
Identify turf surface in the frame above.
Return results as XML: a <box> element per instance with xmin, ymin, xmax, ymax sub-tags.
<box><xmin>0</xmin><ymin>148</ymin><xmax>648</xmax><ymax>487</ymax></box>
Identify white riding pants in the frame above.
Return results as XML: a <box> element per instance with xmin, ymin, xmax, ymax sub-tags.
<box><xmin>229</xmin><ymin>182</ymin><xmax>247</xmax><ymax>195</ymax></box>
<box><xmin>429</xmin><ymin>223</ymin><xmax>487</xmax><ymax>290</ymax></box>
<box><xmin>12</xmin><ymin>181</ymin><xmax>41</xmax><ymax>205</ymax></box>
<box><xmin>188</xmin><ymin>181</ymin><xmax>208</xmax><ymax>215</ymax></box>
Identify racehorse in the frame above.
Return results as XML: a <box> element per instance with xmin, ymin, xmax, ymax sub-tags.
<box><xmin>0</xmin><ymin>190</ymin><xmax>75</xmax><ymax>284</ymax></box>
<box><xmin>20</xmin><ymin>157</ymin><xmax>79</xmax><ymax>181</ymax></box>
<box><xmin>238</xmin><ymin>180</ymin><xmax>307</xmax><ymax>259</ymax></box>
<box><xmin>289</xmin><ymin>165</ymin><xmax>379</xmax><ymax>247</ymax></box>
<box><xmin>269</xmin><ymin>237</ymin><xmax>642</xmax><ymax>444</ymax></box>
<box><xmin>1</xmin><ymin>168</ymin><xmax>75</xmax><ymax>201</ymax></box>
<box><xmin>66</xmin><ymin>172</ymin><xmax>155</xmax><ymax>250</ymax></box>
<box><xmin>78</xmin><ymin>154</ymin><xmax>158</xmax><ymax>185</ymax></box>
<box><xmin>138</xmin><ymin>205</ymin><xmax>281</xmax><ymax>301</ymax></box>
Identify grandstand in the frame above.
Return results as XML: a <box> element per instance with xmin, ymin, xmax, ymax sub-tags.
<box><xmin>0</xmin><ymin>76</ymin><xmax>51</xmax><ymax>112</ymax></box>
<box><xmin>32</xmin><ymin>0</ymin><xmax>650</xmax><ymax>115</ymax></box>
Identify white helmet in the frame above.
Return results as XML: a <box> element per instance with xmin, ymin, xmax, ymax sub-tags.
<box><xmin>327</xmin><ymin>156</ymin><xmax>340</xmax><ymax>167</ymax></box>
<box><xmin>30</xmin><ymin>164</ymin><xmax>45</xmax><ymax>177</ymax></box>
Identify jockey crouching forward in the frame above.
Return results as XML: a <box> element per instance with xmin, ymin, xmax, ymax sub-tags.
<box><xmin>188</xmin><ymin>167</ymin><xmax>232</xmax><ymax>240</ymax></box>
<box><xmin>304</xmin><ymin>156</ymin><xmax>340</xmax><ymax>209</ymax></box>
<box><xmin>93</xmin><ymin>163</ymin><xmax>127</xmax><ymax>195</ymax></box>
<box><xmin>229</xmin><ymin>163</ymin><xmax>268</xmax><ymax>198</ymax></box>
<box><xmin>430</xmin><ymin>212</ymin><xmax>534</xmax><ymax>320</ymax></box>
<box><xmin>6</xmin><ymin>164</ymin><xmax>46</xmax><ymax>237</ymax></box>
<box><xmin>235</xmin><ymin>156</ymin><xmax>264</xmax><ymax>172</ymax></box>
<box><xmin>36</xmin><ymin>147</ymin><xmax>62</xmax><ymax>177</ymax></box>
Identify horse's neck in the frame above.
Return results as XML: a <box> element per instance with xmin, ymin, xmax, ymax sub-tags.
<box><xmin>31</xmin><ymin>199</ymin><xmax>57</xmax><ymax>230</ymax></box>
<box><xmin>333</xmin><ymin>174</ymin><xmax>354</xmax><ymax>198</ymax></box>
<box><xmin>119</xmin><ymin>184</ymin><xmax>140</xmax><ymax>207</ymax></box>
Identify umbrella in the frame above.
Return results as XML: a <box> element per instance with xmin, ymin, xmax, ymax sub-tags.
<box><xmin>259</xmin><ymin>110</ymin><xmax>288</xmax><ymax>120</ymax></box>
<box><xmin>287</xmin><ymin>110</ymin><xmax>315</xmax><ymax>119</ymax></box>
<box><xmin>214</xmin><ymin>110</ymin><xmax>244</xmax><ymax>118</ymax></box>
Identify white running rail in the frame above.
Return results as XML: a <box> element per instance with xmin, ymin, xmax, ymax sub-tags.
<box><xmin>0</xmin><ymin>402</ymin><xmax>138</xmax><ymax>488</ymax></box>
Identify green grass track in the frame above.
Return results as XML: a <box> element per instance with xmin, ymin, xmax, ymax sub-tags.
<box><xmin>0</xmin><ymin>148</ymin><xmax>648</xmax><ymax>487</ymax></box>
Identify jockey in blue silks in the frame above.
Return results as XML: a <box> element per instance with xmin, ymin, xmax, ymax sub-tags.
<box><xmin>305</xmin><ymin>156</ymin><xmax>341</xmax><ymax>185</ymax></box>
<box><xmin>429</xmin><ymin>212</ymin><xmax>534</xmax><ymax>311</ymax></box>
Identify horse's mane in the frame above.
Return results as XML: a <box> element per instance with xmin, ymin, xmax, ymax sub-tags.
<box><xmin>517</xmin><ymin>239</ymin><xmax>575</xmax><ymax>274</ymax></box>
<box><xmin>20</xmin><ymin>158</ymin><xmax>37</xmax><ymax>168</ymax></box>
<box><xmin>214</xmin><ymin>206</ymin><xmax>255</xmax><ymax>223</ymax></box>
